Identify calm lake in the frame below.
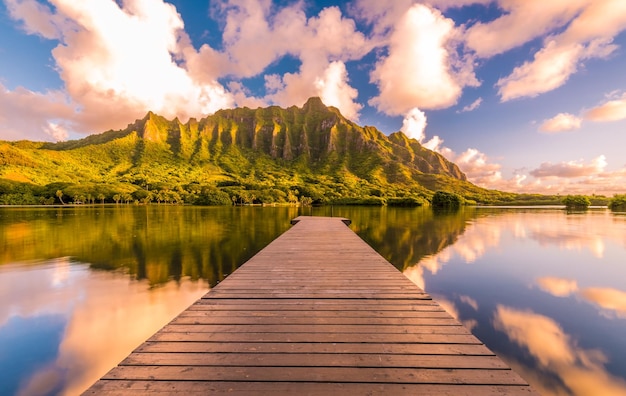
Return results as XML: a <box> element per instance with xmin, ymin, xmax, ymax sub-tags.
<box><xmin>1</xmin><ymin>205</ymin><xmax>625</xmax><ymax>395</ymax></box>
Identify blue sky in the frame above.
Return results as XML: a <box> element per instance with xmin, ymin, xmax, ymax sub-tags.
<box><xmin>1</xmin><ymin>0</ymin><xmax>626</xmax><ymax>195</ymax></box>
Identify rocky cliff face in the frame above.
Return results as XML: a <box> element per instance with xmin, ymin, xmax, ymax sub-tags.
<box><xmin>114</xmin><ymin>97</ymin><xmax>466</xmax><ymax>182</ymax></box>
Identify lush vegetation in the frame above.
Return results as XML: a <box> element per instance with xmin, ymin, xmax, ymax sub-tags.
<box><xmin>431</xmin><ymin>191</ymin><xmax>463</xmax><ymax>209</ymax></box>
<box><xmin>608</xmin><ymin>194</ymin><xmax>626</xmax><ymax>211</ymax></box>
<box><xmin>0</xmin><ymin>98</ymin><xmax>618</xmax><ymax>207</ymax></box>
<box><xmin>562</xmin><ymin>195</ymin><xmax>591</xmax><ymax>209</ymax></box>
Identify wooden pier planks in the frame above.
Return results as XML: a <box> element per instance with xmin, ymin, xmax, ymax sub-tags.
<box><xmin>84</xmin><ymin>216</ymin><xmax>536</xmax><ymax>395</ymax></box>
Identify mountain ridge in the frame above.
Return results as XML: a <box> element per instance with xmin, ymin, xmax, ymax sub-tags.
<box><xmin>1</xmin><ymin>97</ymin><xmax>496</xmax><ymax>206</ymax></box>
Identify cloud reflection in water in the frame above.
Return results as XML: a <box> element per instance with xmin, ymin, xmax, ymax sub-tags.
<box><xmin>401</xmin><ymin>209</ymin><xmax>626</xmax><ymax>396</ymax></box>
<box><xmin>494</xmin><ymin>305</ymin><xmax>626</xmax><ymax>396</ymax></box>
<box><xmin>0</xmin><ymin>259</ymin><xmax>208</xmax><ymax>395</ymax></box>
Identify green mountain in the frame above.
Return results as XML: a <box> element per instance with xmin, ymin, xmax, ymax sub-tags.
<box><xmin>1</xmin><ymin>97</ymin><xmax>507</xmax><ymax>206</ymax></box>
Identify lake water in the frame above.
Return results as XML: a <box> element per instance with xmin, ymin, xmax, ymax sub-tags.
<box><xmin>1</xmin><ymin>206</ymin><xmax>625</xmax><ymax>395</ymax></box>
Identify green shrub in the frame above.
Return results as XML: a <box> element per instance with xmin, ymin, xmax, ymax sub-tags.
<box><xmin>562</xmin><ymin>195</ymin><xmax>591</xmax><ymax>209</ymax></box>
<box><xmin>195</xmin><ymin>188</ymin><xmax>232</xmax><ymax>206</ymax></box>
<box><xmin>387</xmin><ymin>196</ymin><xmax>425</xmax><ymax>207</ymax></box>
<box><xmin>432</xmin><ymin>191</ymin><xmax>463</xmax><ymax>209</ymax></box>
<box><xmin>608</xmin><ymin>194</ymin><xmax>626</xmax><ymax>211</ymax></box>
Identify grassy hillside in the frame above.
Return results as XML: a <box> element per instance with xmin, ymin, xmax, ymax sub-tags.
<box><xmin>0</xmin><ymin>97</ymin><xmax>568</xmax><ymax>206</ymax></box>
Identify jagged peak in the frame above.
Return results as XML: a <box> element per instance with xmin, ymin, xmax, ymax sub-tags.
<box><xmin>302</xmin><ymin>97</ymin><xmax>328</xmax><ymax>112</ymax></box>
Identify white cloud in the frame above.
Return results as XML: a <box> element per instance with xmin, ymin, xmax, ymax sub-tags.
<box><xmin>348</xmin><ymin>0</ymin><xmax>414</xmax><ymax>39</ymax></box>
<box><xmin>227</xmin><ymin>81</ymin><xmax>266</xmax><ymax>109</ymax></box>
<box><xmin>530</xmin><ymin>155</ymin><xmax>607</xmax><ymax>178</ymax></box>
<box><xmin>539</xmin><ymin>113</ymin><xmax>583</xmax><ymax>132</ymax></box>
<box><xmin>2</xmin><ymin>0</ymin><xmax>236</xmax><ymax>139</ymax></box>
<box><xmin>401</xmin><ymin>108</ymin><xmax>428</xmax><ymax>141</ymax></box>
<box><xmin>453</xmin><ymin>148</ymin><xmax>504</xmax><ymax>187</ymax></box>
<box><xmin>422</xmin><ymin>135</ymin><xmax>447</xmax><ymax>153</ymax></box>
<box><xmin>465</xmin><ymin>0</ymin><xmax>587</xmax><ymax>58</ymax></box>
<box><xmin>488</xmin><ymin>155</ymin><xmax>626</xmax><ymax>196</ymax></box>
<box><xmin>217</xmin><ymin>2</ymin><xmax>369</xmax><ymax>120</ymax></box>
<box><xmin>495</xmin><ymin>0</ymin><xmax>626</xmax><ymax>101</ymax></box>
<box><xmin>458</xmin><ymin>97</ymin><xmax>482</xmax><ymax>113</ymax></box>
<box><xmin>0</xmin><ymin>83</ymin><xmax>76</xmax><ymax>141</ymax></box>
<box><xmin>497</xmin><ymin>40</ymin><xmax>586</xmax><ymax>101</ymax></box>
<box><xmin>1</xmin><ymin>0</ymin><xmax>371</xmax><ymax>139</ymax></box>
<box><xmin>4</xmin><ymin>0</ymin><xmax>66</xmax><ymax>39</ymax></box>
<box><xmin>266</xmin><ymin>60</ymin><xmax>362</xmax><ymax>120</ymax></box>
<box><xmin>314</xmin><ymin>61</ymin><xmax>362</xmax><ymax>121</ymax></box>
<box><xmin>585</xmin><ymin>92</ymin><xmax>626</xmax><ymax>122</ymax></box>
<box><xmin>369</xmin><ymin>3</ymin><xmax>478</xmax><ymax>115</ymax></box>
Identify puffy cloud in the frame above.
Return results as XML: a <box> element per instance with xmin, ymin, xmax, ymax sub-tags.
<box><xmin>4</xmin><ymin>0</ymin><xmax>66</xmax><ymax>39</ymax></box>
<box><xmin>2</xmin><ymin>0</ymin><xmax>235</xmax><ymax>139</ymax></box>
<box><xmin>530</xmin><ymin>155</ymin><xmax>607</xmax><ymax>178</ymax></box>
<box><xmin>314</xmin><ymin>61</ymin><xmax>362</xmax><ymax>120</ymax></box>
<box><xmin>212</xmin><ymin>0</ymin><xmax>292</xmax><ymax>78</ymax></box>
<box><xmin>585</xmin><ymin>92</ymin><xmax>626</xmax><ymax>122</ymax></box>
<box><xmin>431</xmin><ymin>136</ymin><xmax>625</xmax><ymax>196</ymax></box>
<box><xmin>217</xmin><ymin>2</ymin><xmax>369</xmax><ymax>120</ymax></box>
<box><xmin>454</xmin><ymin>148</ymin><xmax>504</xmax><ymax>187</ymax></box>
<box><xmin>539</xmin><ymin>113</ymin><xmax>583</xmax><ymax>132</ymax></box>
<box><xmin>497</xmin><ymin>40</ymin><xmax>588</xmax><ymax>101</ymax></box>
<box><xmin>496</xmin><ymin>0</ymin><xmax>626</xmax><ymax>101</ymax></box>
<box><xmin>0</xmin><ymin>83</ymin><xmax>76</xmax><ymax>141</ymax></box>
<box><xmin>526</xmin><ymin>167</ymin><xmax>626</xmax><ymax>196</ymax></box>
<box><xmin>401</xmin><ymin>108</ymin><xmax>428</xmax><ymax>141</ymax></box>
<box><xmin>266</xmin><ymin>60</ymin><xmax>362</xmax><ymax>121</ymax></box>
<box><xmin>369</xmin><ymin>3</ymin><xmax>478</xmax><ymax>115</ymax></box>
<box><xmin>227</xmin><ymin>81</ymin><xmax>267</xmax><ymax>109</ymax></box>
<box><xmin>465</xmin><ymin>0</ymin><xmax>587</xmax><ymax>58</ymax></box>
<box><xmin>415</xmin><ymin>131</ymin><xmax>522</xmax><ymax>192</ymax></box>
<box><xmin>348</xmin><ymin>0</ymin><xmax>414</xmax><ymax>39</ymax></box>
<box><xmin>51</xmin><ymin>0</ymin><xmax>233</xmax><ymax>122</ymax></box>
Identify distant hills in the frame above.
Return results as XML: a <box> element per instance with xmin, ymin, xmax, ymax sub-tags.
<box><xmin>0</xmin><ymin>97</ymin><xmax>522</xmax><ymax>206</ymax></box>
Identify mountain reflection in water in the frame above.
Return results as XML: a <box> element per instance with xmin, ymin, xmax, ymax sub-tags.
<box><xmin>1</xmin><ymin>206</ymin><xmax>625</xmax><ymax>395</ymax></box>
<box><xmin>386</xmin><ymin>208</ymin><xmax>626</xmax><ymax>396</ymax></box>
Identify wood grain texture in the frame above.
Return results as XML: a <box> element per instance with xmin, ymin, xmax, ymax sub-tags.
<box><xmin>83</xmin><ymin>216</ymin><xmax>537</xmax><ymax>395</ymax></box>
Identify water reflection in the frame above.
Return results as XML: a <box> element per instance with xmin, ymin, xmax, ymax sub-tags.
<box><xmin>0</xmin><ymin>206</ymin><xmax>300</xmax><ymax>287</ymax></box>
<box><xmin>537</xmin><ymin>276</ymin><xmax>626</xmax><ymax>319</ymax></box>
<box><xmin>2</xmin><ymin>206</ymin><xmax>626</xmax><ymax>395</ymax></box>
<box><xmin>0</xmin><ymin>206</ymin><xmax>299</xmax><ymax>395</ymax></box>
<box><xmin>0</xmin><ymin>260</ymin><xmax>207</xmax><ymax>395</ymax></box>
<box><xmin>393</xmin><ymin>208</ymin><xmax>626</xmax><ymax>396</ymax></box>
<box><xmin>494</xmin><ymin>305</ymin><xmax>626</xmax><ymax>396</ymax></box>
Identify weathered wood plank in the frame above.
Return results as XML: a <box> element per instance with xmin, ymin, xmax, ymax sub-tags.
<box><xmin>83</xmin><ymin>216</ymin><xmax>536</xmax><ymax>395</ymax></box>
<box><xmin>178</xmin><ymin>309</ymin><xmax>450</xmax><ymax>318</ymax></box>
<box><xmin>190</xmin><ymin>302</ymin><xmax>442</xmax><ymax>311</ymax></box>
<box><xmin>163</xmin><ymin>322</ymin><xmax>466</xmax><ymax>332</ymax></box>
<box><xmin>172</xmin><ymin>314</ymin><xmax>457</xmax><ymax>325</ymax></box>
<box><xmin>134</xmin><ymin>341</ymin><xmax>497</xmax><ymax>356</ymax></box>
<box><xmin>148</xmin><ymin>331</ymin><xmax>482</xmax><ymax>344</ymax></box>
<box><xmin>102</xmin><ymin>366</ymin><xmax>529</xmax><ymax>385</ymax></box>
<box><xmin>85</xmin><ymin>380</ymin><xmax>536</xmax><ymax>395</ymax></box>
<box><xmin>195</xmin><ymin>299</ymin><xmax>438</xmax><ymax>307</ymax></box>
<box><xmin>121</xmin><ymin>352</ymin><xmax>510</xmax><ymax>369</ymax></box>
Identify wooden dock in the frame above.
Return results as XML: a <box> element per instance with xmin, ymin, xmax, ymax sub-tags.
<box><xmin>84</xmin><ymin>216</ymin><xmax>536</xmax><ymax>395</ymax></box>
